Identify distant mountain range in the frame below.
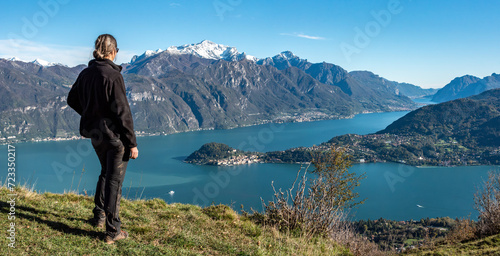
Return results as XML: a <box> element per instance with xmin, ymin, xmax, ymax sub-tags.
<box><xmin>432</xmin><ymin>73</ymin><xmax>500</xmax><ymax>102</ymax></box>
<box><xmin>122</xmin><ymin>41</ymin><xmax>417</xmax><ymax>132</ymax></box>
<box><xmin>0</xmin><ymin>40</ymin><xmax>426</xmax><ymax>142</ymax></box>
<box><xmin>5</xmin><ymin>57</ymin><xmax>62</xmax><ymax>67</ymax></box>
<box><xmin>349</xmin><ymin>71</ymin><xmax>438</xmax><ymax>99</ymax></box>
<box><xmin>0</xmin><ymin>59</ymin><xmax>85</xmax><ymax>141</ymax></box>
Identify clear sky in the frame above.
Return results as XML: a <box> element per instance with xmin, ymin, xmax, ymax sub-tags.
<box><xmin>1</xmin><ymin>0</ymin><xmax>499</xmax><ymax>88</ymax></box>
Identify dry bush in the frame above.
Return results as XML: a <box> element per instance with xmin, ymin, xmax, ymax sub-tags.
<box><xmin>260</xmin><ymin>147</ymin><xmax>364</xmax><ymax>238</ymax></box>
<box><xmin>445</xmin><ymin>217</ymin><xmax>476</xmax><ymax>243</ymax></box>
<box><xmin>474</xmin><ymin>171</ymin><xmax>500</xmax><ymax>237</ymax></box>
<box><xmin>260</xmin><ymin>165</ymin><xmax>346</xmax><ymax>238</ymax></box>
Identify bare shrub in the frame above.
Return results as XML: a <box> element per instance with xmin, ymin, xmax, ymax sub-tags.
<box><xmin>474</xmin><ymin>171</ymin><xmax>500</xmax><ymax>237</ymax></box>
<box><xmin>260</xmin><ymin>148</ymin><xmax>365</xmax><ymax>236</ymax></box>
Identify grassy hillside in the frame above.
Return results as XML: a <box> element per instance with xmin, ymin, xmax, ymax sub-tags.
<box><xmin>0</xmin><ymin>186</ymin><xmax>350</xmax><ymax>255</ymax></box>
<box><xmin>3</xmin><ymin>185</ymin><xmax>500</xmax><ymax>255</ymax></box>
<box><xmin>404</xmin><ymin>234</ymin><xmax>500</xmax><ymax>255</ymax></box>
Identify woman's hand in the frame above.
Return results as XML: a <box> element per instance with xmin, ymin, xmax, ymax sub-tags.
<box><xmin>130</xmin><ymin>147</ymin><xmax>139</xmax><ymax>159</ymax></box>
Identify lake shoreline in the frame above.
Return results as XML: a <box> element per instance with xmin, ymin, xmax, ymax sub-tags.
<box><xmin>1</xmin><ymin>111</ymin><xmax>493</xmax><ymax>222</ymax></box>
<box><xmin>0</xmin><ymin>109</ymin><xmax>407</xmax><ymax>146</ymax></box>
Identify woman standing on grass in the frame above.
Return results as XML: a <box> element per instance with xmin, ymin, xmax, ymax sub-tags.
<box><xmin>67</xmin><ymin>34</ymin><xmax>139</xmax><ymax>244</ymax></box>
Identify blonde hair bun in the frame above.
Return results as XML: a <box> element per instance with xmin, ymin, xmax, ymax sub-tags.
<box><xmin>93</xmin><ymin>34</ymin><xmax>117</xmax><ymax>59</ymax></box>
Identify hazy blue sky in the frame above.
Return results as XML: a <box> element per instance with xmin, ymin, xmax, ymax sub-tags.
<box><xmin>1</xmin><ymin>0</ymin><xmax>499</xmax><ymax>88</ymax></box>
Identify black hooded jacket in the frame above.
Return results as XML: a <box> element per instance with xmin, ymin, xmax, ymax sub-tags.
<box><xmin>67</xmin><ymin>59</ymin><xmax>137</xmax><ymax>148</ymax></box>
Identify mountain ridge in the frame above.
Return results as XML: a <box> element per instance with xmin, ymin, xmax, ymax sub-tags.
<box><xmin>432</xmin><ymin>73</ymin><xmax>500</xmax><ymax>102</ymax></box>
<box><xmin>1</xmin><ymin>40</ymin><xmax>425</xmax><ymax>143</ymax></box>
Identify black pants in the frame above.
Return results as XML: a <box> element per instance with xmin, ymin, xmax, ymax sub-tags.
<box><xmin>91</xmin><ymin>138</ymin><xmax>129</xmax><ymax>237</ymax></box>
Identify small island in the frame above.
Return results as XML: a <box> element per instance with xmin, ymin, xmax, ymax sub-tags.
<box><xmin>184</xmin><ymin>142</ymin><xmax>262</xmax><ymax>166</ymax></box>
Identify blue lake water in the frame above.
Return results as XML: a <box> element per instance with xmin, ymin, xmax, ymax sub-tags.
<box><xmin>412</xmin><ymin>96</ymin><xmax>438</xmax><ymax>105</ymax></box>
<box><xmin>1</xmin><ymin>111</ymin><xmax>497</xmax><ymax>221</ymax></box>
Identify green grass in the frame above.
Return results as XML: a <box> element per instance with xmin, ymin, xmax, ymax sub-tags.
<box><xmin>405</xmin><ymin>234</ymin><xmax>500</xmax><ymax>255</ymax></box>
<box><xmin>0</xmin><ymin>186</ymin><xmax>351</xmax><ymax>255</ymax></box>
<box><xmin>404</xmin><ymin>239</ymin><xmax>420</xmax><ymax>246</ymax></box>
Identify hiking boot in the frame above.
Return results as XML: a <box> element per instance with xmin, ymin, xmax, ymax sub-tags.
<box><xmin>105</xmin><ymin>230</ymin><xmax>129</xmax><ymax>244</ymax></box>
<box><xmin>89</xmin><ymin>212</ymin><xmax>105</xmax><ymax>228</ymax></box>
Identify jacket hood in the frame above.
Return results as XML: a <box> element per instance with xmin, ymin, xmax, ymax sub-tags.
<box><xmin>88</xmin><ymin>59</ymin><xmax>123</xmax><ymax>72</ymax></box>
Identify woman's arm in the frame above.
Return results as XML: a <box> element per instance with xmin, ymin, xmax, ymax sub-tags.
<box><xmin>109</xmin><ymin>75</ymin><xmax>138</xmax><ymax>149</ymax></box>
<box><xmin>67</xmin><ymin>78</ymin><xmax>83</xmax><ymax>115</ymax></box>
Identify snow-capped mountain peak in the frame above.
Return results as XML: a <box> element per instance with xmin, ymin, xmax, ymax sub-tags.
<box><xmin>130</xmin><ymin>40</ymin><xmax>257</xmax><ymax>63</ymax></box>
<box><xmin>254</xmin><ymin>50</ymin><xmax>308</xmax><ymax>70</ymax></box>
<box><xmin>127</xmin><ymin>40</ymin><xmax>305</xmax><ymax>65</ymax></box>
<box><xmin>165</xmin><ymin>40</ymin><xmax>247</xmax><ymax>61</ymax></box>
<box><xmin>144</xmin><ymin>49</ymin><xmax>163</xmax><ymax>56</ymax></box>
<box><xmin>242</xmin><ymin>53</ymin><xmax>258</xmax><ymax>62</ymax></box>
<box><xmin>277</xmin><ymin>51</ymin><xmax>300</xmax><ymax>60</ymax></box>
<box><xmin>8</xmin><ymin>57</ymin><xmax>24</xmax><ymax>62</ymax></box>
<box><xmin>3</xmin><ymin>57</ymin><xmax>60</xmax><ymax>67</ymax></box>
<box><xmin>32</xmin><ymin>58</ymin><xmax>57</xmax><ymax>67</ymax></box>
<box><xmin>130</xmin><ymin>49</ymin><xmax>164</xmax><ymax>63</ymax></box>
